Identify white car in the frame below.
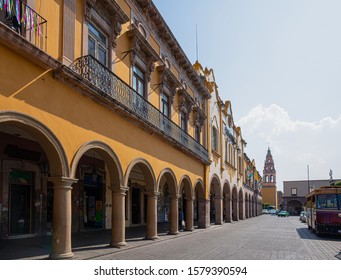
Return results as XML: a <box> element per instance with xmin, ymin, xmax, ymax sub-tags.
<box><xmin>262</xmin><ymin>209</ymin><xmax>269</xmax><ymax>214</ymax></box>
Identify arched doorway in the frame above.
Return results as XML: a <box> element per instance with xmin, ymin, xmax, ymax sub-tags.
<box><xmin>245</xmin><ymin>193</ymin><xmax>249</xmax><ymax>219</ymax></box>
<box><xmin>232</xmin><ymin>186</ymin><xmax>238</xmax><ymax>221</ymax></box>
<box><xmin>239</xmin><ymin>189</ymin><xmax>244</xmax><ymax>220</ymax></box>
<box><xmin>194</xmin><ymin>179</ymin><xmax>205</xmax><ymax>228</ymax></box>
<box><xmin>0</xmin><ymin>111</ymin><xmax>71</xmax><ymax>259</ymax></box>
<box><xmin>287</xmin><ymin>200</ymin><xmax>303</xmax><ymax>215</ymax></box>
<box><xmin>157</xmin><ymin>169</ymin><xmax>177</xmax><ymax>235</ymax></box>
<box><xmin>70</xmin><ymin>141</ymin><xmax>124</xmax><ymax>247</ymax></box>
<box><xmin>223</xmin><ymin>181</ymin><xmax>232</xmax><ymax>223</ymax></box>
<box><xmin>209</xmin><ymin>175</ymin><xmax>222</xmax><ymax>225</ymax></box>
<box><xmin>125</xmin><ymin>158</ymin><xmax>157</xmax><ymax>240</ymax></box>
<box><xmin>179</xmin><ymin>176</ymin><xmax>193</xmax><ymax>231</ymax></box>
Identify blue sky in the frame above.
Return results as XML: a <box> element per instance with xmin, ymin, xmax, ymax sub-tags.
<box><xmin>153</xmin><ymin>0</ymin><xmax>341</xmax><ymax>190</ymax></box>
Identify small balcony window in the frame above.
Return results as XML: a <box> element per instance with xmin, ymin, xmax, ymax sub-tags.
<box><xmin>88</xmin><ymin>22</ymin><xmax>108</xmax><ymax>67</ymax></box>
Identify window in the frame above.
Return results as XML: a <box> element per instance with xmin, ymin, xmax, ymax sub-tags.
<box><xmin>225</xmin><ymin>141</ymin><xmax>228</xmax><ymax>162</ymax></box>
<box><xmin>195</xmin><ymin>125</ymin><xmax>200</xmax><ymax>143</ymax></box>
<box><xmin>180</xmin><ymin>112</ymin><xmax>187</xmax><ymax>132</ymax></box>
<box><xmin>317</xmin><ymin>194</ymin><xmax>338</xmax><ymax>209</ymax></box>
<box><xmin>133</xmin><ymin>65</ymin><xmax>145</xmax><ymax>97</ymax></box>
<box><xmin>161</xmin><ymin>93</ymin><xmax>169</xmax><ymax>117</ymax></box>
<box><xmin>88</xmin><ymin>23</ymin><xmax>108</xmax><ymax>66</ymax></box>
<box><xmin>212</xmin><ymin>127</ymin><xmax>218</xmax><ymax>151</ymax></box>
<box><xmin>291</xmin><ymin>188</ymin><xmax>297</xmax><ymax>196</ymax></box>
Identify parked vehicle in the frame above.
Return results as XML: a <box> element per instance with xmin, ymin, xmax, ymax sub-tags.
<box><xmin>306</xmin><ymin>185</ymin><xmax>341</xmax><ymax>235</ymax></box>
<box><xmin>262</xmin><ymin>209</ymin><xmax>269</xmax><ymax>215</ymax></box>
<box><xmin>277</xmin><ymin>210</ymin><xmax>289</xmax><ymax>217</ymax></box>
<box><xmin>299</xmin><ymin>211</ymin><xmax>307</xmax><ymax>222</ymax></box>
<box><xmin>269</xmin><ymin>209</ymin><xmax>277</xmax><ymax>215</ymax></box>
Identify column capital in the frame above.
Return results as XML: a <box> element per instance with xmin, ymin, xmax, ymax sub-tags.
<box><xmin>146</xmin><ymin>191</ymin><xmax>160</xmax><ymax>198</ymax></box>
<box><xmin>110</xmin><ymin>185</ymin><xmax>129</xmax><ymax>194</ymax></box>
<box><xmin>170</xmin><ymin>194</ymin><xmax>181</xmax><ymax>200</ymax></box>
<box><xmin>48</xmin><ymin>177</ymin><xmax>78</xmax><ymax>188</ymax></box>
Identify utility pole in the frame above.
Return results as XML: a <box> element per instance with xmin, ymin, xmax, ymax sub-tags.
<box><xmin>307</xmin><ymin>165</ymin><xmax>310</xmax><ymax>194</ymax></box>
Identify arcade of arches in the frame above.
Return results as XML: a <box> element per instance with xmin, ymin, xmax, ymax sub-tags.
<box><xmin>0</xmin><ymin>112</ymin><xmax>260</xmax><ymax>259</ymax></box>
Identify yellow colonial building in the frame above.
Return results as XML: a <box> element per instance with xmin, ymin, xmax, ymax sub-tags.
<box><xmin>0</xmin><ymin>0</ymin><xmax>262</xmax><ymax>259</ymax></box>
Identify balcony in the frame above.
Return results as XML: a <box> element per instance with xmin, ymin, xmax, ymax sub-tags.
<box><xmin>63</xmin><ymin>55</ymin><xmax>209</xmax><ymax>163</ymax></box>
<box><xmin>0</xmin><ymin>1</ymin><xmax>47</xmax><ymax>51</ymax></box>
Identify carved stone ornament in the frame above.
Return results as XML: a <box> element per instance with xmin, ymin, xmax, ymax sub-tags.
<box><xmin>157</xmin><ymin>65</ymin><xmax>179</xmax><ymax>104</ymax></box>
<box><xmin>127</xmin><ymin>24</ymin><xmax>160</xmax><ymax>81</ymax></box>
<box><xmin>85</xmin><ymin>0</ymin><xmax>128</xmax><ymax>47</ymax></box>
<box><xmin>178</xmin><ymin>88</ymin><xmax>195</xmax><ymax>116</ymax></box>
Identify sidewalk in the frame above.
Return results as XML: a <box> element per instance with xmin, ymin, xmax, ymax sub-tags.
<box><xmin>0</xmin><ymin>223</ymin><xmax>218</xmax><ymax>260</ymax></box>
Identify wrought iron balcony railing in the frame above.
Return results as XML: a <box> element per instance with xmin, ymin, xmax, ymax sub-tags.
<box><xmin>0</xmin><ymin>0</ymin><xmax>47</xmax><ymax>51</ymax></box>
<box><xmin>69</xmin><ymin>55</ymin><xmax>208</xmax><ymax>162</ymax></box>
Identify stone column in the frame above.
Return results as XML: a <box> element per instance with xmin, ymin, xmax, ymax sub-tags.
<box><xmin>146</xmin><ymin>191</ymin><xmax>159</xmax><ymax>240</ymax></box>
<box><xmin>110</xmin><ymin>185</ymin><xmax>128</xmax><ymax>247</ymax></box>
<box><xmin>169</xmin><ymin>194</ymin><xmax>179</xmax><ymax>235</ymax></box>
<box><xmin>225</xmin><ymin>196</ymin><xmax>232</xmax><ymax>223</ymax></box>
<box><xmin>214</xmin><ymin>195</ymin><xmax>223</xmax><ymax>225</ymax></box>
<box><xmin>233</xmin><ymin>198</ymin><xmax>239</xmax><ymax>221</ymax></box>
<box><xmin>198</xmin><ymin>199</ymin><xmax>210</xmax><ymax>228</ymax></box>
<box><xmin>49</xmin><ymin>177</ymin><xmax>77</xmax><ymax>260</ymax></box>
<box><xmin>185</xmin><ymin>197</ymin><xmax>194</xmax><ymax>231</ymax></box>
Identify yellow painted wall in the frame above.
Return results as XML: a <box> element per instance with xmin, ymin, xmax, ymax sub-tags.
<box><xmin>34</xmin><ymin>0</ymin><xmax>63</xmax><ymax>60</ymax></box>
<box><xmin>0</xmin><ymin>45</ymin><xmax>204</xmax><ymax>188</ymax></box>
<box><xmin>262</xmin><ymin>187</ymin><xmax>278</xmax><ymax>208</ymax></box>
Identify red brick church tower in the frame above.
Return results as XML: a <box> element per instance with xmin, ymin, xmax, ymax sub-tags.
<box><xmin>262</xmin><ymin>148</ymin><xmax>278</xmax><ymax>208</ymax></box>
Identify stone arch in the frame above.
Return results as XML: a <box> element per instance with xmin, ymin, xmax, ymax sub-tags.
<box><xmin>245</xmin><ymin>192</ymin><xmax>249</xmax><ymax>218</ymax></box>
<box><xmin>193</xmin><ymin>179</ymin><xmax>205</xmax><ymax>227</ymax></box>
<box><xmin>287</xmin><ymin>200</ymin><xmax>303</xmax><ymax>215</ymax></box>
<box><xmin>157</xmin><ymin>168</ymin><xmax>177</xmax><ymax>196</ymax></box>
<box><xmin>239</xmin><ymin>188</ymin><xmax>244</xmax><ymax>220</ymax></box>
<box><xmin>179</xmin><ymin>175</ymin><xmax>193</xmax><ymax>197</ymax></box>
<box><xmin>209</xmin><ymin>174</ymin><xmax>222</xmax><ymax>224</ymax></box>
<box><xmin>0</xmin><ymin>111</ymin><xmax>69</xmax><ymax>177</ymax></box>
<box><xmin>157</xmin><ymin>168</ymin><xmax>178</xmax><ymax>233</ymax></box>
<box><xmin>179</xmin><ymin>175</ymin><xmax>193</xmax><ymax>231</ymax></box>
<box><xmin>125</xmin><ymin>158</ymin><xmax>157</xmax><ymax>192</ymax></box>
<box><xmin>125</xmin><ymin>158</ymin><xmax>158</xmax><ymax>239</ymax></box>
<box><xmin>223</xmin><ymin>180</ymin><xmax>232</xmax><ymax>223</ymax></box>
<box><xmin>232</xmin><ymin>185</ymin><xmax>238</xmax><ymax>221</ymax></box>
<box><xmin>71</xmin><ymin>141</ymin><xmax>124</xmax><ymax>187</ymax></box>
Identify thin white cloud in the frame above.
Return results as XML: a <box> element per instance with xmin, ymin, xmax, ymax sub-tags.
<box><xmin>237</xmin><ymin>104</ymin><xmax>341</xmax><ymax>189</ymax></box>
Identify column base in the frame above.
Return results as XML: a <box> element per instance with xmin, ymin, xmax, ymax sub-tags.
<box><xmin>110</xmin><ymin>241</ymin><xmax>127</xmax><ymax>248</ymax></box>
<box><xmin>185</xmin><ymin>227</ymin><xmax>194</xmax><ymax>232</ymax></box>
<box><xmin>168</xmin><ymin>231</ymin><xmax>179</xmax><ymax>235</ymax></box>
<box><xmin>145</xmin><ymin>235</ymin><xmax>159</xmax><ymax>240</ymax></box>
<box><xmin>49</xmin><ymin>252</ymin><xmax>74</xmax><ymax>260</ymax></box>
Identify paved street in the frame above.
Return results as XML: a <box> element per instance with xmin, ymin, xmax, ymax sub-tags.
<box><xmin>90</xmin><ymin>215</ymin><xmax>341</xmax><ymax>260</ymax></box>
<box><xmin>1</xmin><ymin>215</ymin><xmax>340</xmax><ymax>260</ymax></box>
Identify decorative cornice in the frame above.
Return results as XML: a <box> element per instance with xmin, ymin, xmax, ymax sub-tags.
<box><xmin>134</xmin><ymin>0</ymin><xmax>210</xmax><ymax>99</ymax></box>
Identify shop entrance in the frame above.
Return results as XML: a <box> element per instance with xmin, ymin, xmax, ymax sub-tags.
<box><xmin>131</xmin><ymin>187</ymin><xmax>141</xmax><ymax>224</ymax></box>
<box><xmin>9</xmin><ymin>170</ymin><xmax>33</xmax><ymax>236</ymax></box>
<box><xmin>83</xmin><ymin>173</ymin><xmax>105</xmax><ymax>229</ymax></box>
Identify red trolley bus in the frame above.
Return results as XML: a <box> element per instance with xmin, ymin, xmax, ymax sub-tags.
<box><xmin>306</xmin><ymin>185</ymin><xmax>341</xmax><ymax>235</ymax></box>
